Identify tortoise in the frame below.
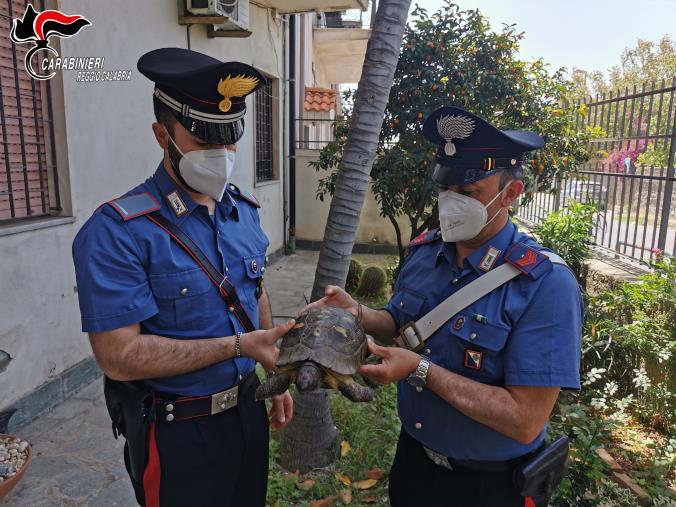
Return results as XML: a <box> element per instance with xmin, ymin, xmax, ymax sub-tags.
<box><xmin>255</xmin><ymin>306</ymin><xmax>375</xmax><ymax>402</ymax></box>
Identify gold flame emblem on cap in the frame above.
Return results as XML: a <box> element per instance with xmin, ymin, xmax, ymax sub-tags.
<box><xmin>217</xmin><ymin>74</ymin><xmax>259</xmax><ymax>113</ymax></box>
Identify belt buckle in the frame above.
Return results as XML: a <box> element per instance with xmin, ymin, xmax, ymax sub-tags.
<box><xmin>210</xmin><ymin>385</ymin><xmax>238</xmax><ymax>415</ymax></box>
<box><xmin>398</xmin><ymin>322</ymin><xmax>424</xmax><ymax>351</ymax></box>
<box><xmin>423</xmin><ymin>446</ymin><xmax>453</xmax><ymax>471</ymax></box>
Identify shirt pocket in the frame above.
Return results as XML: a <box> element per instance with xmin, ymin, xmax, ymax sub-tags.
<box><xmin>389</xmin><ymin>288</ymin><xmax>426</xmax><ymax>325</ymax></box>
<box><xmin>446</xmin><ymin>313</ymin><xmax>511</xmax><ymax>382</ymax></box>
<box><xmin>242</xmin><ymin>252</ymin><xmax>266</xmax><ymax>301</ymax></box>
<box><xmin>149</xmin><ymin>268</ymin><xmax>214</xmax><ymax>330</ymax></box>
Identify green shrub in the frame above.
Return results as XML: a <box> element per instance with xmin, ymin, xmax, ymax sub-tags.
<box><xmin>549</xmin><ymin>397</ymin><xmax>615</xmax><ymax>506</ymax></box>
<box><xmin>539</xmin><ymin>211</ymin><xmax>675</xmax><ymax>504</ymax></box>
<box><xmin>534</xmin><ymin>200</ymin><xmax>599</xmax><ymax>278</ymax></box>
<box><xmin>383</xmin><ymin>257</ymin><xmax>400</xmax><ymax>290</ymax></box>
<box><xmin>357</xmin><ymin>265</ymin><xmax>388</xmax><ymax>297</ymax></box>
<box><xmin>346</xmin><ymin>258</ymin><xmax>363</xmax><ymax>294</ymax></box>
<box><xmin>583</xmin><ymin>254</ymin><xmax>675</xmax><ymax>432</ymax></box>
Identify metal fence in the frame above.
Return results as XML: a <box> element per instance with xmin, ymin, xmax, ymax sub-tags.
<box><xmin>295</xmin><ymin>116</ymin><xmax>344</xmax><ymax>151</ymax></box>
<box><xmin>516</xmin><ymin>78</ymin><xmax>676</xmax><ymax>265</ymax></box>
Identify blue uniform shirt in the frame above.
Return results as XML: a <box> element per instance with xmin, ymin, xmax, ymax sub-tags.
<box><xmin>384</xmin><ymin>220</ymin><xmax>583</xmax><ymax>461</ymax></box>
<box><xmin>73</xmin><ymin>162</ymin><xmax>269</xmax><ymax>396</ymax></box>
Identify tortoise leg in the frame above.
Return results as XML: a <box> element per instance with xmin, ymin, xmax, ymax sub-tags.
<box><xmin>255</xmin><ymin>372</ymin><xmax>291</xmax><ymax>401</ymax></box>
<box><xmin>338</xmin><ymin>377</ymin><xmax>374</xmax><ymax>403</ymax></box>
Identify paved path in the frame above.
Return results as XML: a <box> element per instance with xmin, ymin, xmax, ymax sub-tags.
<box><xmin>2</xmin><ymin>250</ymin><xmax>392</xmax><ymax>506</ymax></box>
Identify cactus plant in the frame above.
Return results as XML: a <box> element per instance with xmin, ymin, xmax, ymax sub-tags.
<box><xmin>345</xmin><ymin>259</ymin><xmax>363</xmax><ymax>294</ymax></box>
<box><xmin>356</xmin><ymin>265</ymin><xmax>388</xmax><ymax>297</ymax></box>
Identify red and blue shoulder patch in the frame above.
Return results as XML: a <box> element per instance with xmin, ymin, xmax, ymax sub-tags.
<box><xmin>106</xmin><ymin>192</ymin><xmax>160</xmax><ymax>221</ymax></box>
<box><xmin>226</xmin><ymin>183</ymin><xmax>260</xmax><ymax>208</ymax></box>
<box><xmin>408</xmin><ymin>228</ymin><xmax>441</xmax><ymax>249</ymax></box>
<box><xmin>505</xmin><ymin>242</ymin><xmax>552</xmax><ymax>279</ymax></box>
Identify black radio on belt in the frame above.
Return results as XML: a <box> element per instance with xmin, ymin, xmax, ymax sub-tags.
<box><xmin>513</xmin><ymin>436</ymin><xmax>570</xmax><ymax>499</ymax></box>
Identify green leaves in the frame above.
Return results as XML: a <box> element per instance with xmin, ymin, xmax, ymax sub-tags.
<box><xmin>315</xmin><ymin>0</ymin><xmax>598</xmax><ymax>268</ymax></box>
<box><xmin>533</xmin><ymin>199</ymin><xmax>599</xmax><ymax>277</ymax></box>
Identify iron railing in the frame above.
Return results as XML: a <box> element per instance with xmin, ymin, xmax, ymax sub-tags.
<box><xmin>316</xmin><ymin>8</ymin><xmax>369</xmax><ymax>29</ymax></box>
<box><xmin>516</xmin><ymin>168</ymin><xmax>676</xmax><ymax>264</ymax></box>
<box><xmin>295</xmin><ymin>117</ymin><xmax>345</xmax><ymax>151</ymax></box>
<box><xmin>517</xmin><ymin>78</ymin><xmax>676</xmax><ymax>265</ymax></box>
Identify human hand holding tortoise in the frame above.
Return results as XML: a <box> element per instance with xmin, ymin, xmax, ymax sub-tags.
<box><xmin>255</xmin><ymin>307</ymin><xmax>375</xmax><ymax>402</ymax></box>
<box><xmin>299</xmin><ymin>285</ymin><xmax>359</xmax><ymax>319</ymax></box>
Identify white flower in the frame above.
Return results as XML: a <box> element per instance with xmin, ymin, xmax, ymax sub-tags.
<box><xmin>590</xmin><ymin>397</ymin><xmax>608</xmax><ymax>410</ymax></box>
<box><xmin>632</xmin><ymin>368</ymin><xmax>651</xmax><ymax>391</ymax></box>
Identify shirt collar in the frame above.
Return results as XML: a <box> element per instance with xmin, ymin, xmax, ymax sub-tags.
<box><xmin>435</xmin><ymin>220</ymin><xmax>517</xmax><ymax>274</ymax></box>
<box><xmin>465</xmin><ymin>220</ymin><xmax>516</xmax><ymax>274</ymax></box>
<box><xmin>153</xmin><ymin>161</ymin><xmax>239</xmax><ymax>223</ymax></box>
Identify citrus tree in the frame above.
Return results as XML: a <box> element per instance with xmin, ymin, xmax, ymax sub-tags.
<box><xmin>315</xmin><ymin>1</ymin><xmax>598</xmax><ymax>266</ymax></box>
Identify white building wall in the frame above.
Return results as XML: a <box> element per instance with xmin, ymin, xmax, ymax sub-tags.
<box><xmin>0</xmin><ymin>0</ymin><xmax>287</xmax><ymax>408</ymax></box>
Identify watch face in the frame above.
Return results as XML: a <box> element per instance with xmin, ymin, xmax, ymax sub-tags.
<box><xmin>407</xmin><ymin>373</ymin><xmax>425</xmax><ymax>388</ymax></box>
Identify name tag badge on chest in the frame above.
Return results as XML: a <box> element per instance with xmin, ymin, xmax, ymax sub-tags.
<box><xmin>166</xmin><ymin>191</ymin><xmax>188</xmax><ymax>217</ymax></box>
<box><xmin>464</xmin><ymin>349</ymin><xmax>483</xmax><ymax>371</ymax></box>
<box><xmin>479</xmin><ymin>246</ymin><xmax>501</xmax><ymax>272</ymax></box>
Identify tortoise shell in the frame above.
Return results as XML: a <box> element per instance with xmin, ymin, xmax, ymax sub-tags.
<box><xmin>277</xmin><ymin>306</ymin><xmax>367</xmax><ymax>376</ymax></box>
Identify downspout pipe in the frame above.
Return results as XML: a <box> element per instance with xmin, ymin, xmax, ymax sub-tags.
<box><xmin>288</xmin><ymin>14</ymin><xmax>297</xmax><ymax>251</ymax></box>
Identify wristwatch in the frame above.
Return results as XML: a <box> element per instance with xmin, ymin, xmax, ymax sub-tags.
<box><xmin>407</xmin><ymin>356</ymin><xmax>431</xmax><ymax>390</ymax></box>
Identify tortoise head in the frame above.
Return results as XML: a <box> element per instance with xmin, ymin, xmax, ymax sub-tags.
<box><xmin>296</xmin><ymin>361</ymin><xmax>321</xmax><ymax>392</ymax></box>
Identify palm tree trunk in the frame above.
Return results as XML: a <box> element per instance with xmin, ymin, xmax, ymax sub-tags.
<box><xmin>279</xmin><ymin>0</ymin><xmax>412</xmax><ymax>472</ymax></box>
<box><xmin>310</xmin><ymin>0</ymin><xmax>412</xmax><ymax>300</ymax></box>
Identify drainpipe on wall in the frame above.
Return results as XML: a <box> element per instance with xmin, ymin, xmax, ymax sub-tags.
<box><xmin>288</xmin><ymin>14</ymin><xmax>297</xmax><ymax>253</ymax></box>
<box><xmin>281</xmin><ymin>14</ymin><xmax>289</xmax><ymax>252</ymax></box>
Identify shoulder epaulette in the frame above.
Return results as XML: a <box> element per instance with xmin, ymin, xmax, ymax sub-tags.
<box><xmin>226</xmin><ymin>183</ymin><xmax>260</xmax><ymax>208</ymax></box>
<box><xmin>504</xmin><ymin>242</ymin><xmax>552</xmax><ymax>279</ymax></box>
<box><xmin>106</xmin><ymin>192</ymin><xmax>161</xmax><ymax>221</ymax></box>
<box><xmin>408</xmin><ymin>228</ymin><xmax>441</xmax><ymax>249</ymax></box>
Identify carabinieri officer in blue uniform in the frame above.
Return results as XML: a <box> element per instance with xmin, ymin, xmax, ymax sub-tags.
<box><xmin>72</xmin><ymin>48</ymin><xmax>294</xmax><ymax>507</ymax></box>
<box><xmin>306</xmin><ymin>107</ymin><xmax>583</xmax><ymax>507</ymax></box>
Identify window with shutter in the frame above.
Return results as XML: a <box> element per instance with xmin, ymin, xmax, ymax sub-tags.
<box><xmin>0</xmin><ymin>0</ymin><xmax>58</xmax><ymax>222</ymax></box>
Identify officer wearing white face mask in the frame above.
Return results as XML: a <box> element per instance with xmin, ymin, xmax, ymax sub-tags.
<box><xmin>72</xmin><ymin>48</ymin><xmax>295</xmax><ymax>506</ymax></box>
<box><xmin>305</xmin><ymin>106</ymin><xmax>583</xmax><ymax>507</ymax></box>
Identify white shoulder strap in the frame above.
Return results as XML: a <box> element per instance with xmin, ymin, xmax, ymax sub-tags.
<box><xmin>394</xmin><ymin>251</ymin><xmax>566</xmax><ymax>350</ymax></box>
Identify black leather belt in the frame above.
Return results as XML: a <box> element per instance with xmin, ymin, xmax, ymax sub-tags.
<box><xmin>154</xmin><ymin>371</ymin><xmax>257</xmax><ymax>424</ymax></box>
<box><xmin>417</xmin><ymin>432</ymin><xmax>544</xmax><ymax>473</ymax></box>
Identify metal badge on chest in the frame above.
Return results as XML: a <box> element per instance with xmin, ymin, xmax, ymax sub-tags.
<box><xmin>479</xmin><ymin>246</ymin><xmax>501</xmax><ymax>272</ymax></box>
<box><xmin>166</xmin><ymin>191</ymin><xmax>188</xmax><ymax>217</ymax></box>
<box><xmin>464</xmin><ymin>349</ymin><xmax>483</xmax><ymax>371</ymax></box>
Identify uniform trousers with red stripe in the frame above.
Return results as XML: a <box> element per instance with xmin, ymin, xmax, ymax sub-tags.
<box><xmin>388</xmin><ymin>429</ymin><xmax>547</xmax><ymax>507</ymax></box>
<box><xmin>124</xmin><ymin>375</ymin><xmax>269</xmax><ymax>507</ymax></box>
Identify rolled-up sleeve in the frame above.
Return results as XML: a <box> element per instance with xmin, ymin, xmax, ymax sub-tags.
<box><xmin>504</xmin><ymin>265</ymin><xmax>583</xmax><ymax>390</ymax></box>
<box><xmin>72</xmin><ymin>213</ymin><xmax>158</xmax><ymax>332</ymax></box>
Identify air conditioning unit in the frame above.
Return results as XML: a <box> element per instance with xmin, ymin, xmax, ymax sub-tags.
<box><xmin>214</xmin><ymin>0</ymin><xmax>250</xmax><ymax>32</ymax></box>
<box><xmin>187</xmin><ymin>0</ymin><xmax>249</xmax><ymax>32</ymax></box>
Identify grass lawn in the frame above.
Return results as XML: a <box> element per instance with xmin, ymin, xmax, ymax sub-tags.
<box><xmin>266</xmin><ymin>383</ymin><xmax>399</xmax><ymax>507</ymax></box>
<box><xmin>264</xmin><ymin>287</ymin><xmax>398</xmax><ymax>506</ymax></box>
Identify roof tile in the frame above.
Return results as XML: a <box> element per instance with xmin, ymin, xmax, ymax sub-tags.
<box><xmin>304</xmin><ymin>86</ymin><xmax>338</xmax><ymax>112</ymax></box>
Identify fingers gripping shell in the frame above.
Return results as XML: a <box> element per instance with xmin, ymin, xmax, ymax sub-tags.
<box><xmin>277</xmin><ymin>307</ymin><xmax>367</xmax><ymax>376</ymax></box>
